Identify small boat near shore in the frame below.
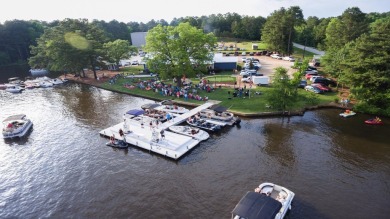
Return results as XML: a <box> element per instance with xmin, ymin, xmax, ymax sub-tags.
<box><xmin>2</xmin><ymin>114</ymin><xmax>33</xmax><ymax>138</ymax></box>
<box><xmin>5</xmin><ymin>85</ymin><xmax>23</xmax><ymax>93</ymax></box>
<box><xmin>232</xmin><ymin>182</ymin><xmax>295</xmax><ymax>219</ymax></box>
<box><xmin>168</xmin><ymin>125</ymin><xmax>210</xmax><ymax>141</ymax></box>
<box><xmin>365</xmin><ymin>118</ymin><xmax>383</xmax><ymax>125</ymax></box>
<box><xmin>339</xmin><ymin>110</ymin><xmax>356</xmax><ymax>118</ymax></box>
<box><xmin>155</xmin><ymin>100</ymin><xmax>190</xmax><ymax>114</ymax></box>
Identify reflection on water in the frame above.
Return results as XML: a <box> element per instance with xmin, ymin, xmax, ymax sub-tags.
<box><xmin>0</xmin><ymin>83</ymin><xmax>390</xmax><ymax>219</ymax></box>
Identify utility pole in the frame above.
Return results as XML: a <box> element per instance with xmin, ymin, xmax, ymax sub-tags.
<box><xmin>303</xmin><ymin>38</ymin><xmax>307</xmax><ymax>59</ymax></box>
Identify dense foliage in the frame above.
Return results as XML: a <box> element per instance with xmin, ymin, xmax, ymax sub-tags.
<box><xmin>144</xmin><ymin>23</ymin><xmax>216</xmax><ymax>85</ymax></box>
<box><xmin>29</xmin><ymin>19</ymin><xmax>107</xmax><ymax>79</ymax></box>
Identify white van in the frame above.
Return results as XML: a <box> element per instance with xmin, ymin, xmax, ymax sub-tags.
<box><xmin>252</xmin><ymin>76</ymin><xmax>269</xmax><ymax>86</ymax></box>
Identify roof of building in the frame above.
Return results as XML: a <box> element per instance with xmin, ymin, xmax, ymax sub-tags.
<box><xmin>213</xmin><ymin>53</ymin><xmax>238</xmax><ymax>63</ymax></box>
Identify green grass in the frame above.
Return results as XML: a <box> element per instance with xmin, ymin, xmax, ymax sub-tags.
<box><xmin>100</xmin><ymin>76</ymin><xmax>337</xmax><ymax>114</ymax></box>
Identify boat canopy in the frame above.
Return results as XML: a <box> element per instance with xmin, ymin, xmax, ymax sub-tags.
<box><xmin>126</xmin><ymin>109</ymin><xmax>144</xmax><ymax>116</ymax></box>
<box><xmin>141</xmin><ymin>103</ymin><xmax>161</xmax><ymax>109</ymax></box>
<box><xmin>210</xmin><ymin>105</ymin><xmax>228</xmax><ymax>113</ymax></box>
<box><xmin>3</xmin><ymin>114</ymin><xmax>26</xmax><ymax>122</ymax></box>
<box><xmin>232</xmin><ymin>191</ymin><xmax>282</xmax><ymax>219</ymax></box>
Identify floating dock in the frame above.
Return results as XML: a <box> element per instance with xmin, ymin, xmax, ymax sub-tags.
<box><xmin>99</xmin><ymin>101</ymin><xmax>220</xmax><ymax>160</ymax></box>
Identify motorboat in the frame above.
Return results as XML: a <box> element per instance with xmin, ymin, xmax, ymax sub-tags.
<box><xmin>5</xmin><ymin>85</ymin><xmax>23</xmax><ymax>93</ymax></box>
<box><xmin>8</xmin><ymin>77</ymin><xmax>23</xmax><ymax>85</ymax></box>
<box><xmin>186</xmin><ymin>119</ymin><xmax>221</xmax><ymax>132</ymax></box>
<box><xmin>29</xmin><ymin>69</ymin><xmax>48</xmax><ymax>76</ymax></box>
<box><xmin>2</xmin><ymin>114</ymin><xmax>33</xmax><ymax>138</ymax></box>
<box><xmin>39</xmin><ymin>80</ymin><xmax>53</xmax><ymax>88</ymax></box>
<box><xmin>364</xmin><ymin>118</ymin><xmax>383</xmax><ymax>125</ymax></box>
<box><xmin>199</xmin><ymin>105</ymin><xmax>241</xmax><ymax>126</ymax></box>
<box><xmin>51</xmin><ymin>78</ymin><xmax>64</xmax><ymax>85</ymax></box>
<box><xmin>339</xmin><ymin>110</ymin><xmax>356</xmax><ymax>117</ymax></box>
<box><xmin>106</xmin><ymin>139</ymin><xmax>128</xmax><ymax>149</ymax></box>
<box><xmin>232</xmin><ymin>182</ymin><xmax>295</xmax><ymax>219</ymax></box>
<box><xmin>141</xmin><ymin>103</ymin><xmax>167</xmax><ymax>122</ymax></box>
<box><xmin>155</xmin><ymin>100</ymin><xmax>190</xmax><ymax>114</ymax></box>
<box><xmin>168</xmin><ymin>125</ymin><xmax>210</xmax><ymax>141</ymax></box>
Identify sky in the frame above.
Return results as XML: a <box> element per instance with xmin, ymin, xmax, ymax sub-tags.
<box><xmin>1</xmin><ymin>0</ymin><xmax>389</xmax><ymax>23</ymax></box>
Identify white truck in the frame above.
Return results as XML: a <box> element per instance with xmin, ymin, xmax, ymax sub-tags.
<box><xmin>252</xmin><ymin>76</ymin><xmax>269</xmax><ymax>86</ymax></box>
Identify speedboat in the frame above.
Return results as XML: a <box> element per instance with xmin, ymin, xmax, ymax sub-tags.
<box><xmin>199</xmin><ymin>105</ymin><xmax>241</xmax><ymax>126</ymax></box>
<box><xmin>339</xmin><ymin>110</ymin><xmax>356</xmax><ymax>117</ymax></box>
<box><xmin>5</xmin><ymin>85</ymin><xmax>23</xmax><ymax>93</ymax></box>
<box><xmin>155</xmin><ymin>100</ymin><xmax>190</xmax><ymax>114</ymax></box>
<box><xmin>168</xmin><ymin>125</ymin><xmax>210</xmax><ymax>141</ymax></box>
<box><xmin>51</xmin><ymin>78</ymin><xmax>64</xmax><ymax>85</ymax></box>
<box><xmin>2</xmin><ymin>114</ymin><xmax>33</xmax><ymax>138</ymax></box>
<box><xmin>186</xmin><ymin>119</ymin><xmax>221</xmax><ymax>132</ymax></box>
<box><xmin>364</xmin><ymin>118</ymin><xmax>383</xmax><ymax>125</ymax></box>
<box><xmin>232</xmin><ymin>182</ymin><xmax>295</xmax><ymax>219</ymax></box>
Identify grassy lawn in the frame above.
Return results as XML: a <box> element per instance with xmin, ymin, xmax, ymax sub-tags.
<box><xmin>292</xmin><ymin>47</ymin><xmax>316</xmax><ymax>60</ymax></box>
<box><xmin>100</xmin><ymin>75</ymin><xmax>337</xmax><ymax>114</ymax></box>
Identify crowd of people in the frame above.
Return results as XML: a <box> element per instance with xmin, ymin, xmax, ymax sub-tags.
<box><xmin>123</xmin><ymin>77</ymin><xmax>212</xmax><ymax>102</ymax></box>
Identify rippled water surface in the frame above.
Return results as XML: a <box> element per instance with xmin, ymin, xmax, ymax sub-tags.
<box><xmin>1</xmin><ymin>83</ymin><xmax>390</xmax><ymax>219</ymax></box>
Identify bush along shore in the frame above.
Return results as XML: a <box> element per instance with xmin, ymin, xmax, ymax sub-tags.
<box><xmin>62</xmin><ymin>72</ymin><xmax>351</xmax><ymax>118</ymax></box>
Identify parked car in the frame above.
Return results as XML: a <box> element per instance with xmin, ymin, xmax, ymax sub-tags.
<box><xmin>305</xmin><ymin>85</ymin><xmax>324</xmax><ymax>94</ymax></box>
<box><xmin>305</xmin><ymin>68</ymin><xmax>318</xmax><ymax>74</ymax></box>
<box><xmin>310</xmin><ymin>75</ymin><xmax>323</xmax><ymax>82</ymax></box>
<box><xmin>131</xmin><ymin>60</ymin><xmax>139</xmax><ymax>65</ymax></box>
<box><xmin>270</xmin><ymin>54</ymin><xmax>282</xmax><ymax>59</ymax></box>
<box><xmin>282</xmin><ymin>56</ymin><xmax>295</xmax><ymax>62</ymax></box>
<box><xmin>241</xmin><ymin>52</ymin><xmax>247</xmax><ymax>56</ymax></box>
<box><xmin>308</xmin><ymin>66</ymin><xmax>317</xmax><ymax>71</ymax></box>
<box><xmin>298</xmin><ymin>80</ymin><xmax>307</xmax><ymax>88</ymax></box>
<box><xmin>249</xmin><ymin>52</ymin><xmax>254</xmax><ymax>56</ymax></box>
<box><xmin>312</xmin><ymin>77</ymin><xmax>337</xmax><ymax>87</ymax></box>
<box><xmin>312</xmin><ymin>83</ymin><xmax>332</xmax><ymax>92</ymax></box>
<box><xmin>305</xmin><ymin>72</ymin><xmax>318</xmax><ymax>79</ymax></box>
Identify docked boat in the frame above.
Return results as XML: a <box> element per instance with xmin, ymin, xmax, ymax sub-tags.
<box><xmin>186</xmin><ymin>119</ymin><xmax>221</xmax><ymax>132</ymax></box>
<box><xmin>8</xmin><ymin>77</ymin><xmax>23</xmax><ymax>85</ymax></box>
<box><xmin>365</xmin><ymin>118</ymin><xmax>383</xmax><ymax>125</ymax></box>
<box><xmin>141</xmin><ymin>103</ymin><xmax>167</xmax><ymax>122</ymax></box>
<box><xmin>29</xmin><ymin>69</ymin><xmax>48</xmax><ymax>76</ymax></box>
<box><xmin>199</xmin><ymin>105</ymin><xmax>241</xmax><ymax>126</ymax></box>
<box><xmin>51</xmin><ymin>78</ymin><xmax>64</xmax><ymax>85</ymax></box>
<box><xmin>2</xmin><ymin>114</ymin><xmax>33</xmax><ymax>138</ymax></box>
<box><xmin>106</xmin><ymin>139</ymin><xmax>128</xmax><ymax>149</ymax></box>
<box><xmin>5</xmin><ymin>85</ymin><xmax>23</xmax><ymax>93</ymax></box>
<box><xmin>155</xmin><ymin>100</ymin><xmax>190</xmax><ymax>114</ymax></box>
<box><xmin>39</xmin><ymin>80</ymin><xmax>53</xmax><ymax>88</ymax></box>
<box><xmin>232</xmin><ymin>182</ymin><xmax>295</xmax><ymax>219</ymax></box>
<box><xmin>168</xmin><ymin>125</ymin><xmax>210</xmax><ymax>141</ymax></box>
<box><xmin>339</xmin><ymin>109</ymin><xmax>356</xmax><ymax>117</ymax></box>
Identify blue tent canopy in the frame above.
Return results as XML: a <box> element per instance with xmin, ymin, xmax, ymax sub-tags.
<box><xmin>126</xmin><ymin>109</ymin><xmax>144</xmax><ymax>116</ymax></box>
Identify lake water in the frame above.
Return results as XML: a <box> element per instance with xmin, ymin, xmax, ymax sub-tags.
<box><xmin>1</xmin><ymin>83</ymin><xmax>389</xmax><ymax>218</ymax></box>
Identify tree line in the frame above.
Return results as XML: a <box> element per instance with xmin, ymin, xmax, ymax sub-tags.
<box><xmin>1</xmin><ymin>7</ymin><xmax>388</xmax><ymax>66</ymax></box>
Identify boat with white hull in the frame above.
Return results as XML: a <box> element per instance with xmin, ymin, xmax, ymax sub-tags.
<box><xmin>5</xmin><ymin>85</ymin><xmax>23</xmax><ymax>93</ymax></box>
<box><xmin>154</xmin><ymin>100</ymin><xmax>190</xmax><ymax>114</ymax></box>
<box><xmin>168</xmin><ymin>125</ymin><xmax>210</xmax><ymax>141</ymax></box>
<box><xmin>232</xmin><ymin>182</ymin><xmax>295</xmax><ymax>219</ymax></box>
<box><xmin>2</xmin><ymin>114</ymin><xmax>33</xmax><ymax>138</ymax></box>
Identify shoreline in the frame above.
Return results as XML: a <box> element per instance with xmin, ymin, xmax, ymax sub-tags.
<box><xmin>64</xmin><ymin>74</ymin><xmax>350</xmax><ymax>118</ymax></box>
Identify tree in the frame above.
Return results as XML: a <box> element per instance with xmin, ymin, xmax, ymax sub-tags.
<box><xmin>144</xmin><ymin>23</ymin><xmax>216</xmax><ymax>86</ymax></box>
<box><xmin>103</xmin><ymin>39</ymin><xmax>136</xmax><ymax>64</ymax></box>
<box><xmin>340</xmin><ymin>17</ymin><xmax>390</xmax><ymax>110</ymax></box>
<box><xmin>29</xmin><ymin>19</ymin><xmax>107</xmax><ymax>79</ymax></box>
<box><xmin>266</xmin><ymin>67</ymin><xmax>298</xmax><ymax>112</ymax></box>
<box><xmin>262</xmin><ymin>6</ymin><xmax>303</xmax><ymax>54</ymax></box>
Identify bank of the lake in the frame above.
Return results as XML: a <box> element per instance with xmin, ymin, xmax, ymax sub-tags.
<box><xmin>63</xmin><ymin>71</ymin><xmax>346</xmax><ymax>117</ymax></box>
